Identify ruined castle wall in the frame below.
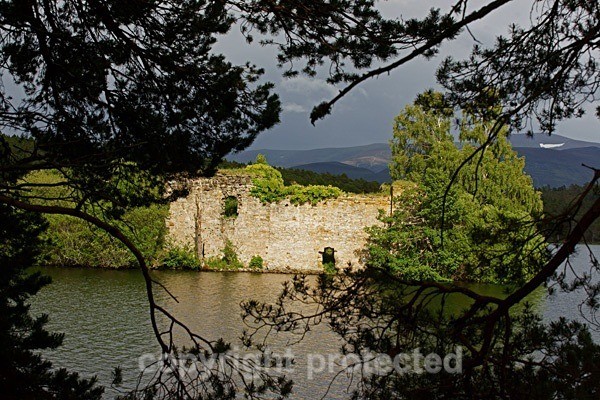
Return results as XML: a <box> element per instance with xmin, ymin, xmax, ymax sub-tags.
<box><xmin>166</xmin><ymin>173</ymin><xmax>389</xmax><ymax>272</ymax></box>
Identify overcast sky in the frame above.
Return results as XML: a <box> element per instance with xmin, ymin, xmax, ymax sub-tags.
<box><xmin>216</xmin><ymin>0</ymin><xmax>600</xmax><ymax>150</ymax></box>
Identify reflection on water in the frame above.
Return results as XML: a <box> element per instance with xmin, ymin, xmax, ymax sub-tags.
<box><xmin>30</xmin><ymin>245</ymin><xmax>598</xmax><ymax>399</ymax></box>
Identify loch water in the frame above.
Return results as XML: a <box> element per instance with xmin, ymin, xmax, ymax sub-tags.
<box><xmin>30</xmin><ymin>245</ymin><xmax>599</xmax><ymax>399</ymax></box>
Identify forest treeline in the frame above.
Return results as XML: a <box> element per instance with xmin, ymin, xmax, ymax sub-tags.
<box><xmin>219</xmin><ymin>160</ymin><xmax>382</xmax><ymax>194</ymax></box>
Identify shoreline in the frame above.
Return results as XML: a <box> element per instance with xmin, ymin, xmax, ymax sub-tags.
<box><xmin>37</xmin><ymin>263</ymin><xmax>325</xmax><ymax>275</ymax></box>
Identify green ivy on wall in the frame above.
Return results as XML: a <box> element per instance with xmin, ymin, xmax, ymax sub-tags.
<box><xmin>245</xmin><ymin>156</ymin><xmax>342</xmax><ymax>205</ymax></box>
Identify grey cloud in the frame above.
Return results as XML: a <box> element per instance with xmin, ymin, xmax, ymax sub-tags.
<box><xmin>282</xmin><ymin>103</ymin><xmax>308</xmax><ymax>113</ymax></box>
<box><xmin>280</xmin><ymin>76</ymin><xmax>338</xmax><ymax>98</ymax></box>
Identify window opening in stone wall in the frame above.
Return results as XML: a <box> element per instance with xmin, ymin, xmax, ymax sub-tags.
<box><xmin>223</xmin><ymin>196</ymin><xmax>238</xmax><ymax>218</ymax></box>
<box><xmin>322</xmin><ymin>247</ymin><xmax>336</xmax><ymax>265</ymax></box>
<box><xmin>321</xmin><ymin>247</ymin><xmax>336</xmax><ymax>273</ymax></box>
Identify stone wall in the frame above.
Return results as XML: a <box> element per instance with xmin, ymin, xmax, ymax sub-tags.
<box><xmin>166</xmin><ymin>173</ymin><xmax>390</xmax><ymax>272</ymax></box>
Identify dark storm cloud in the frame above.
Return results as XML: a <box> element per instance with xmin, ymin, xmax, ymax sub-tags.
<box><xmin>216</xmin><ymin>0</ymin><xmax>599</xmax><ymax>150</ymax></box>
<box><xmin>3</xmin><ymin>2</ymin><xmax>596</xmax><ymax>147</ymax></box>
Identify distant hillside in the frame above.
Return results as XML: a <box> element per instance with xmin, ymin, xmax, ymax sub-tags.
<box><xmin>291</xmin><ymin>161</ymin><xmax>373</xmax><ymax>177</ymax></box>
<box><xmin>508</xmin><ymin>133</ymin><xmax>599</xmax><ymax>150</ymax></box>
<box><xmin>373</xmin><ymin>168</ymin><xmax>392</xmax><ymax>183</ymax></box>
<box><xmin>514</xmin><ymin>146</ymin><xmax>600</xmax><ymax>187</ymax></box>
<box><xmin>227</xmin><ymin>143</ymin><xmax>391</xmax><ymax>172</ymax></box>
<box><xmin>229</xmin><ymin>134</ymin><xmax>599</xmax><ymax>187</ymax></box>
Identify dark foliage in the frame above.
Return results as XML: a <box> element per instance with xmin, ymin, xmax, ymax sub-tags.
<box><xmin>0</xmin><ymin>1</ymin><xmax>282</xmax><ymax>397</ymax></box>
<box><xmin>223</xmin><ymin>196</ymin><xmax>239</xmax><ymax>218</ymax></box>
<box><xmin>0</xmin><ymin>204</ymin><xmax>103</xmax><ymax>399</ymax></box>
<box><xmin>0</xmin><ymin>0</ymin><xmax>280</xmax><ymax>216</ymax></box>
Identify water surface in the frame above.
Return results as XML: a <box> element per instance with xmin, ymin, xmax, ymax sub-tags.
<box><xmin>31</xmin><ymin>245</ymin><xmax>599</xmax><ymax>398</ymax></box>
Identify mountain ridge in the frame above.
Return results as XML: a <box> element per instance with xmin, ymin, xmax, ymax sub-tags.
<box><xmin>227</xmin><ymin>134</ymin><xmax>600</xmax><ymax>187</ymax></box>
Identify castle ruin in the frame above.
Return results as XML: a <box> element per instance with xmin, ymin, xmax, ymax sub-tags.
<box><xmin>166</xmin><ymin>173</ymin><xmax>390</xmax><ymax>272</ymax></box>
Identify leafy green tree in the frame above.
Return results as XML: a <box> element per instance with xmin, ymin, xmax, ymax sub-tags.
<box><xmin>255</xmin><ymin>153</ymin><xmax>269</xmax><ymax>165</ymax></box>
<box><xmin>366</xmin><ymin>93</ymin><xmax>548</xmax><ymax>284</ymax></box>
<box><xmin>247</xmin><ymin>160</ymin><xmax>289</xmax><ymax>203</ymax></box>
